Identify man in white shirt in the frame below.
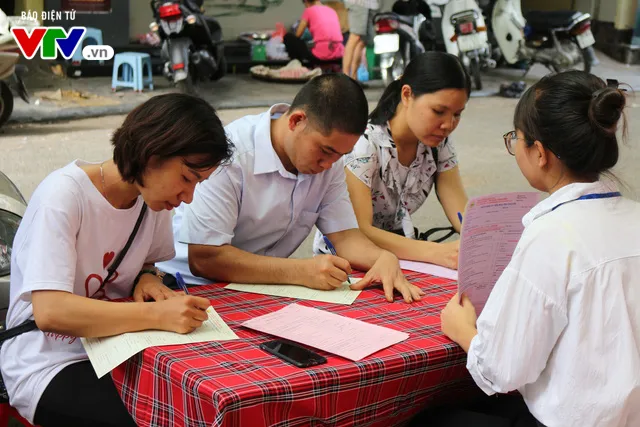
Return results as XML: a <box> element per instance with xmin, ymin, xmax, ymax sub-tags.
<box><xmin>159</xmin><ymin>74</ymin><xmax>424</xmax><ymax>303</ymax></box>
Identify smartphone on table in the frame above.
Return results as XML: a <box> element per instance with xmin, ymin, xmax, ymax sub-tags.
<box><xmin>260</xmin><ymin>339</ymin><xmax>327</xmax><ymax>368</ymax></box>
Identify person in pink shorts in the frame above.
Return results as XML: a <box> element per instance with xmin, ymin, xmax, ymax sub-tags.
<box><xmin>284</xmin><ymin>0</ymin><xmax>345</xmax><ymax>64</ymax></box>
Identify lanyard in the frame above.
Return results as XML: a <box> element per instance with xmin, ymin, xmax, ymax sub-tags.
<box><xmin>551</xmin><ymin>191</ymin><xmax>622</xmax><ymax>212</ymax></box>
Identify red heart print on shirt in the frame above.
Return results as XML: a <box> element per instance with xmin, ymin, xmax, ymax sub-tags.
<box><xmin>85</xmin><ymin>251</ymin><xmax>119</xmax><ymax>300</ymax></box>
<box><xmin>103</xmin><ymin>251</ymin><xmax>115</xmax><ymax>268</ymax></box>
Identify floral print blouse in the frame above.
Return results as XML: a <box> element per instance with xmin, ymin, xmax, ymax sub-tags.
<box><xmin>312</xmin><ymin>122</ymin><xmax>458</xmax><ymax>254</ymax></box>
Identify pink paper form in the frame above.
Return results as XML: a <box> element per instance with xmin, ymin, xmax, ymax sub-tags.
<box><xmin>458</xmin><ymin>192</ymin><xmax>540</xmax><ymax>314</ymax></box>
<box><xmin>241</xmin><ymin>303</ymin><xmax>409</xmax><ymax>361</ymax></box>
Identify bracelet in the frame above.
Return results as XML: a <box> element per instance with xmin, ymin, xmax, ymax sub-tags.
<box><xmin>133</xmin><ymin>267</ymin><xmax>165</xmax><ymax>286</ymax></box>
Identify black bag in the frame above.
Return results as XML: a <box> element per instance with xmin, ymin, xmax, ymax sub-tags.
<box><xmin>0</xmin><ymin>203</ymin><xmax>147</xmax><ymax>402</ymax></box>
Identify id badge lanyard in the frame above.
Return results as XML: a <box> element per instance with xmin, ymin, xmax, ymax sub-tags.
<box><xmin>551</xmin><ymin>192</ymin><xmax>622</xmax><ymax>212</ymax></box>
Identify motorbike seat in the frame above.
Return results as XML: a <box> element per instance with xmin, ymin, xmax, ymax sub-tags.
<box><xmin>525</xmin><ymin>10</ymin><xmax>585</xmax><ymax>31</ymax></box>
<box><xmin>374</xmin><ymin>12</ymin><xmax>415</xmax><ymax>27</ymax></box>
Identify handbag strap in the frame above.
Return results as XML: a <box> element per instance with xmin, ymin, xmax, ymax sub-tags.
<box><xmin>103</xmin><ymin>202</ymin><xmax>148</xmax><ymax>285</ymax></box>
<box><xmin>0</xmin><ymin>202</ymin><xmax>148</xmax><ymax>344</ymax></box>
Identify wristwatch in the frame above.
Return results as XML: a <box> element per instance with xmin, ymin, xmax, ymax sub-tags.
<box><xmin>133</xmin><ymin>267</ymin><xmax>165</xmax><ymax>286</ymax></box>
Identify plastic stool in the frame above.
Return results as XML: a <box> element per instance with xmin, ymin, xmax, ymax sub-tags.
<box><xmin>111</xmin><ymin>52</ymin><xmax>154</xmax><ymax>92</ymax></box>
<box><xmin>71</xmin><ymin>27</ymin><xmax>103</xmax><ymax>63</ymax></box>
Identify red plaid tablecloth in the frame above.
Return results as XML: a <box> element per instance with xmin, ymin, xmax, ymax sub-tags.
<box><xmin>111</xmin><ymin>271</ymin><xmax>477</xmax><ymax>427</ymax></box>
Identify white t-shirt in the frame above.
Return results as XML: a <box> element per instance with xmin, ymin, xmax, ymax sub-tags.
<box><xmin>0</xmin><ymin>160</ymin><xmax>175</xmax><ymax>423</ymax></box>
<box><xmin>467</xmin><ymin>180</ymin><xmax>640</xmax><ymax>427</ymax></box>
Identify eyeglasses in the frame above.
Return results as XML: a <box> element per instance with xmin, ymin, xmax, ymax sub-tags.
<box><xmin>503</xmin><ymin>130</ymin><xmax>524</xmax><ymax>156</ymax></box>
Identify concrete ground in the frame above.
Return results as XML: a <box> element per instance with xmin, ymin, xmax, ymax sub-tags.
<box><xmin>8</xmin><ymin>49</ymin><xmax>640</xmax><ymax>124</ymax></box>
<box><xmin>2</xmin><ymin>97</ymin><xmax>639</xmax><ymax>259</ymax></box>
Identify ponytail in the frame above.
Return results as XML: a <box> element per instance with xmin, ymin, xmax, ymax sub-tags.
<box><xmin>369</xmin><ymin>79</ymin><xmax>403</xmax><ymax>125</ymax></box>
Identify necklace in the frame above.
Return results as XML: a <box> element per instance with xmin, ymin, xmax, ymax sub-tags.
<box><xmin>100</xmin><ymin>161</ymin><xmax>107</xmax><ymax>199</ymax></box>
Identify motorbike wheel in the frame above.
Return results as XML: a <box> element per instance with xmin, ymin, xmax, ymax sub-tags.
<box><xmin>176</xmin><ymin>75</ymin><xmax>195</xmax><ymax>95</ymax></box>
<box><xmin>551</xmin><ymin>42</ymin><xmax>591</xmax><ymax>74</ymax></box>
<box><xmin>0</xmin><ymin>82</ymin><xmax>14</xmax><ymax>130</ymax></box>
<box><xmin>211</xmin><ymin>56</ymin><xmax>227</xmax><ymax>81</ymax></box>
<box><xmin>470</xmin><ymin>57</ymin><xmax>482</xmax><ymax>91</ymax></box>
<box><xmin>381</xmin><ymin>51</ymin><xmax>406</xmax><ymax>87</ymax></box>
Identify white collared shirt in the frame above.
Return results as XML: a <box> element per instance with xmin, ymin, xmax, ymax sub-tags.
<box><xmin>467</xmin><ymin>180</ymin><xmax>640</xmax><ymax>427</ymax></box>
<box><xmin>157</xmin><ymin>104</ymin><xmax>358</xmax><ymax>284</ymax></box>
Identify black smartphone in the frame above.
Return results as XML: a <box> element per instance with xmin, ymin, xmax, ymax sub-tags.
<box><xmin>260</xmin><ymin>340</ymin><xmax>327</xmax><ymax>368</ymax></box>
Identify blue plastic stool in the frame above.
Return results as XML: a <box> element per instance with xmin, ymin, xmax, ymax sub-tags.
<box><xmin>71</xmin><ymin>27</ymin><xmax>103</xmax><ymax>63</ymax></box>
<box><xmin>111</xmin><ymin>52</ymin><xmax>154</xmax><ymax>92</ymax></box>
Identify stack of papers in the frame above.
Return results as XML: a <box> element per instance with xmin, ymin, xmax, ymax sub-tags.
<box><xmin>242</xmin><ymin>303</ymin><xmax>409</xmax><ymax>361</ymax></box>
<box><xmin>458</xmin><ymin>192</ymin><xmax>539</xmax><ymax>313</ymax></box>
<box><xmin>82</xmin><ymin>306</ymin><xmax>238</xmax><ymax>378</ymax></box>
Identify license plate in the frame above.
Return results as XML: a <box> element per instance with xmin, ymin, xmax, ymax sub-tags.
<box><xmin>576</xmin><ymin>29</ymin><xmax>595</xmax><ymax>49</ymax></box>
<box><xmin>374</xmin><ymin>33</ymin><xmax>400</xmax><ymax>54</ymax></box>
<box><xmin>457</xmin><ymin>34</ymin><xmax>485</xmax><ymax>52</ymax></box>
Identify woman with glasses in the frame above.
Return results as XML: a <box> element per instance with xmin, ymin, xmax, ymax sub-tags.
<box><xmin>313</xmin><ymin>51</ymin><xmax>471</xmax><ymax>270</ymax></box>
<box><xmin>438</xmin><ymin>71</ymin><xmax>640</xmax><ymax>426</ymax></box>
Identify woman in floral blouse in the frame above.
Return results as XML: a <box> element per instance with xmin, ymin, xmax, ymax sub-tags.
<box><xmin>314</xmin><ymin>52</ymin><xmax>470</xmax><ymax>269</ymax></box>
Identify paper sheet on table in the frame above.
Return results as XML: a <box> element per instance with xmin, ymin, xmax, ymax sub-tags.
<box><xmin>81</xmin><ymin>306</ymin><xmax>238</xmax><ymax>378</ymax></box>
<box><xmin>242</xmin><ymin>303</ymin><xmax>409</xmax><ymax>361</ymax></box>
<box><xmin>399</xmin><ymin>260</ymin><xmax>458</xmax><ymax>281</ymax></box>
<box><xmin>458</xmin><ymin>192</ymin><xmax>540</xmax><ymax>314</ymax></box>
<box><xmin>225</xmin><ymin>278</ymin><xmax>362</xmax><ymax>305</ymax></box>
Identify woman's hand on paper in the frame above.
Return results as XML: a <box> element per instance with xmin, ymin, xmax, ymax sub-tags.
<box><xmin>154</xmin><ymin>296</ymin><xmax>211</xmax><ymax>334</ymax></box>
<box><xmin>133</xmin><ymin>274</ymin><xmax>178</xmax><ymax>302</ymax></box>
<box><xmin>440</xmin><ymin>292</ymin><xmax>478</xmax><ymax>352</ymax></box>
<box><xmin>351</xmin><ymin>251</ymin><xmax>425</xmax><ymax>303</ymax></box>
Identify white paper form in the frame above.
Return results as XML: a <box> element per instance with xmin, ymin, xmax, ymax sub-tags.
<box><xmin>225</xmin><ymin>279</ymin><xmax>362</xmax><ymax>305</ymax></box>
<box><xmin>458</xmin><ymin>192</ymin><xmax>539</xmax><ymax>313</ymax></box>
<box><xmin>241</xmin><ymin>303</ymin><xmax>409</xmax><ymax>361</ymax></box>
<box><xmin>81</xmin><ymin>306</ymin><xmax>238</xmax><ymax>378</ymax></box>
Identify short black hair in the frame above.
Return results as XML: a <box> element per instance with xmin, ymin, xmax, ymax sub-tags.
<box><xmin>514</xmin><ymin>70</ymin><xmax>627</xmax><ymax>181</ymax></box>
<box><xmin>112</xmin><ymin>93</ymin><xmax>234</xmax><ymax>186</ymax></box>
<box><xmin>289</xmin><ymin>73</ymin><xmax>368</xmax><ymax>136</ymax></box>
<box><xmin>370</xmin><ymin>51</ymin><xmax>471</xmax><ymax>125</ymax></box>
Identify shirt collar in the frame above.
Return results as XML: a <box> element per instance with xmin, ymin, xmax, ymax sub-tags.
<box><xmin>253</xmin><ymin>103</ymin><xmax>293</xmax><ymax>177</ymax></box>
<box><xmin>522</xmin><ymin>180</ymin><xmax>620</xmax><ymax>227</ymax></box>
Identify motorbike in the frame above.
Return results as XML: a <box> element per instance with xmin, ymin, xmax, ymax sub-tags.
<box><xmin>373</xmin><ymin>0</ymin><xmax>448</xmax><ymax>86</ymax></box>
<box><xmin>149</xmin><ymin>0</ymin><xmax>226</xmax><ymax>93</ymax></box>
<box><xmin>0</xmin><ymin>9</ymin><xmax>34</xmax><ymax>129</ymax></box>
<box><xmin>486</xmin><ymin>0</ymin><xmax>598</xmax><ymax>74</ymax></box>
<box><xmin>0</xmin><ymin>169</ymin><xmax>26</xmax><ymax>328</ymax></box>
<box><xmin>441</xmin><ymin>0</ymin><xmax>495</xmax><ymax>90</ymax></box>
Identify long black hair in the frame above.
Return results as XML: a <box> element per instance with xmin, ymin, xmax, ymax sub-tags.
<box><xmin>514</xmin><ymin>70</ymin><xmax>627</xmax><ymax>181</ymax></box>
<box><xmin>369</xmin><ymin>51</ymin><xmax>471</xmax><ymax>125</ymax></box>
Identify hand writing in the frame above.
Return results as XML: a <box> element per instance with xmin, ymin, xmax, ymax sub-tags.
<box><xmin>303</xmin><ymin>255</ymin><xmax>353</xmax><ymax>290</ymax></box>
<box><xmin>154</xmin><ymin>295</ymin><xmax>211</xmax><ymax>334</ymax></box>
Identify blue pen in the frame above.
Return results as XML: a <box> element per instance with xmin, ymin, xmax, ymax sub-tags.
<box><xmin>457</xmin><ymin>212</ymin><xmax>463</xmax><ymax>224</ymax></box>
<box><xmin>322</xmin><ymin>236</ymin><xmax>352</xmax><ymax>285</ymax></box>
<box><xmin>175</xmin><ymin>272</ymin><xmax>190</xmax><ymax>295</ymax></box>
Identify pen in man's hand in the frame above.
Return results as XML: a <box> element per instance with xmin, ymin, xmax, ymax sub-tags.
<box><xmin>322</xmin><ymin>236</ymin><xmax>352</xmax><ymax>285</ymax></box>
<box><xmin>457</xmin><ymin>212</ymin><xmax>463</xmax><ymax>224</ymax></box>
